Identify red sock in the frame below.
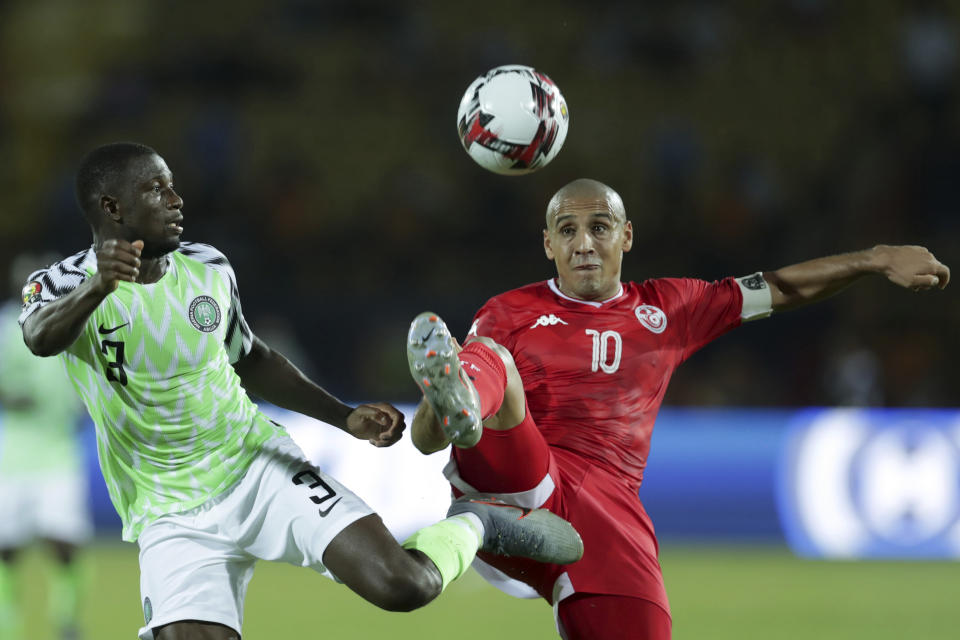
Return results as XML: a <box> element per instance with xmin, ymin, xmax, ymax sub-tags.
<box><xmin>459</xmin><ymin>342</ymin><xmax>506</xmax><ymax>419</ymax></box>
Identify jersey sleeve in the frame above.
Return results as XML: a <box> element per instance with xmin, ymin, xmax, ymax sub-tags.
<box><xmin>466</xmin><ymin>297</ymin><xmax>516</xmax><ymax>348</ymax></box>
<box><xmin>217</xmin><ymin>255</ymin><xmax>253</xmax><ymax>364</ymax></box>
<box><xmin>178</xmin><ymin>243</ymin><xmax>253</xmax><ymax>364</ymax></box>
<box><xmin>657</xmin><ymin>277</ymin><xmax>744</xmax><ymax>363</ymax></box>
<box><xmin>17</xmin><ymin>253</ymin><xmax>90</xmax><ymax>327</ymax></box>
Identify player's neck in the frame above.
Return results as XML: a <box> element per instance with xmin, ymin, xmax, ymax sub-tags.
<box><xmin>136</xmin><ymin>255</ymin><xmax>170</xmax><ymax>284</ymax></box>
<box><xmin>553</xmin><ymin>278</ymin><xmax>623</xmax><ymax>304</ymax></box>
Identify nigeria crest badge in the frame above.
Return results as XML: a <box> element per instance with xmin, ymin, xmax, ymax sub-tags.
<box><xmin>188</xmin><ymin>295</ymin><xmax>221</xmax><ymax>332</ymax></box>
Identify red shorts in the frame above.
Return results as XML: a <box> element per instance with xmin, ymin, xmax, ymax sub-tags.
<box><xmin>558</xmin><ymin>593</ymin><xmax>671</xmax><ymax>640</ymax></box>
<box><xmin>447</xmin><ymin>408</ymin><xmax>671</xmax><ymax>619</ymax></box>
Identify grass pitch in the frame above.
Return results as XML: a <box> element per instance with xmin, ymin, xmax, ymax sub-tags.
<box><xmin>14</xmin><ymin>541</ymin><xmax>958</xmax><ymax>639</ymax></box>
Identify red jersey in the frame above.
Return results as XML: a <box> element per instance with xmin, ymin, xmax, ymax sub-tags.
<box><xmin>468</xmin><ymin>277</ymin><xmax>744</xmax><ymax>490</ymax></box>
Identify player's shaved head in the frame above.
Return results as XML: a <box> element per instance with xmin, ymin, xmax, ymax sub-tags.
<box><xmin>76</xmin><ymin>142</ymin><xmax>158</xmax><ymax>225</ymax></box>
<box><xmin>545</xmin><ymin>178</ymin><xmax>626</xmax><ymax>229</ymax></box>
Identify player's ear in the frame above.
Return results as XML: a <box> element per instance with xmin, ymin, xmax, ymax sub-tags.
<box><xmin>621</xmin><ymin>220</ymin><xmax>633</xmax><ymax>253</ymax></box>
<box><xmin>100</xmin><ymin>195</ymin><xmax>121</xmax><ymax>222</ymax></box>
<box><xmin>543</xmin><ymin>228</ymin><xmax>556</xmax><ymax>260</ymax></box>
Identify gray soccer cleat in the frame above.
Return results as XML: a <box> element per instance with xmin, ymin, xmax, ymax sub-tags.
<box><xmin>407</xmin><ymin>311</ymin><xmax>483</xmax><ymax>448</ymax></box>
<box><xmin>448</xmin><ymin>494</ymin><xmax>584</xmax><ymax>565</ymax></box>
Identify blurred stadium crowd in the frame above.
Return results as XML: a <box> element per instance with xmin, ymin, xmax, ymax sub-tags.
<box><xmin>0</xmin><ymin>0</ymin><xmax>957</xmax><ymax>406</ymax></box>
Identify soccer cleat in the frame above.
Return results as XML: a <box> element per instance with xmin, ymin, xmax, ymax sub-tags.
<box><xmin>407</xmin><ymin>311</ymin><xmax>482</xmax><ymax>448</ymax></box>
<box><xmin>448</xmin><ymin>494</ymin><xmax>584</xmax><ymax>565</ymax></box>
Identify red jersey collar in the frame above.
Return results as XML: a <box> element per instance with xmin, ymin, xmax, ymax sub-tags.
<box><xmin>547</xmin><ymin>278</ymin><xmax>625</xmax><ymax>308</ymax></box>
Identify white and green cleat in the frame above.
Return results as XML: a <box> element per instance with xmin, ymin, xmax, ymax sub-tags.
<box><xmin>407</xmin><ymin>311</ymin><xmax>483</xmax><ymax>448</ymax></box>
<box><xmin>448</xmin><ymin>494</ymin><xmax>584</xmax><ymax>565</ymax></box>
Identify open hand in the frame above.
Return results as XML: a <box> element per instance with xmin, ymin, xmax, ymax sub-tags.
<box><xmin>346</xmin><ymin>402</ymin><xmax>407</xmax><ymax>448</ymax></box>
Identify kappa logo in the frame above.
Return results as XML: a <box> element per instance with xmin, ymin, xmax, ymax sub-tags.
<box><xmin>461</xmin><ymin>361</ymin><xmax>482</xmax><ymax>374</ymax></box>
<box><xmin>635</xmin><ymin>305</ymin><xmax>667</xmax><ymax>334</ymax></box>
<box><xmin>467</xmin><ymin>319</ymin><xmax>480</xmax><ymax>336</ymax></box>
<box><xmin>530</xmin><ymin>314</ymin><xmax>568</xmax><ymax>329</ymax></box>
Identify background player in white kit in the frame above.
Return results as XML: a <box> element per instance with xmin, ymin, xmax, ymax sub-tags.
<box><xmin>0</xmin><ymin>254</ymin><xmax>92</xmax><ymax>640</ymax></box>
<box><xmin>18</xmin><ymin>142</ymin><xmax>582</xmax><ymax>640</ymax></box>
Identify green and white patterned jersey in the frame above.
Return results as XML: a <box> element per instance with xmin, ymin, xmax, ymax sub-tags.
<box><xmin>19</xmin><ymin>243</ymin><xmax>284</xmax><ymax>541</ymax></box>
<box><xmin>0</xmin><ymin>301</ymin><xmax>84</xmax><ymax>475</ymax></box>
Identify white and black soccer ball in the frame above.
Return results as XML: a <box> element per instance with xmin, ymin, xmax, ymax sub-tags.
<box><xmin>456</xmin><ymin>65</ymin><xmax>569</xmax><ymax>175</ymax></box>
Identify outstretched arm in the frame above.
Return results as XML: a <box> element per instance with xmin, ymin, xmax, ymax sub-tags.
<box><xmin>763</xmin><ymin>245</ymin><xmax>950</xmax><ymax>312</ymax></box>
<box><xmin>232</xmin><ymin>335</ymin><xmax>405</xmax><ymax>447</ymax></box>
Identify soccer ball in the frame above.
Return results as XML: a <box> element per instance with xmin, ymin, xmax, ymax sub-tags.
<box><xmin>456</xmin><ymin>65</ymin><xmax>569</xmax><ymax>175</ymax></box>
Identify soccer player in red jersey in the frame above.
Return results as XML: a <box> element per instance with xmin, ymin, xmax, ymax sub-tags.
<box><xmin>405</xmin><ymin>178</ymin><xmax>950</xmax><ymax>640</ymax></box>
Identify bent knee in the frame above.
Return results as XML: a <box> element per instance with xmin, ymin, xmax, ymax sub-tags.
<box><xmin>467</xmin><ymin>337</ymin><xmax>520</xmax><ymax>387</ymax></box>
<box><xmin>468</xmin><ymin>336</ymin><xmax>514</xmax><ymax>366</ymax></box>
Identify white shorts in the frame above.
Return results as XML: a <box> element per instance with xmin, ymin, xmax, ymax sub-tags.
<box><xmin>137</xmin><ymin>433</ymin><xmax>373</xmax><ymax>639</ymax></box>
<box><xmin>0</xmin><ymin>467</ymin><xmax>93</xmax><ymax>547</ymax></box>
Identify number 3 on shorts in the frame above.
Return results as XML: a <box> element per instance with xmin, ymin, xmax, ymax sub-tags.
<box><xmin>292</xmin><ymin>470</ymin><xmax>342</xmax><ymax>517</ymax></box>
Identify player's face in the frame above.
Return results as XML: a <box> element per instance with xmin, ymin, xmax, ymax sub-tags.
<box><xmin>544</xmin><ymin>199</ymin><xmax>633</xmax><ymax>301</ymax></box>
<box><xmin>115</xmin><ymin>154</ymin><xmax>184</xmax><ymax>259</ymax></box>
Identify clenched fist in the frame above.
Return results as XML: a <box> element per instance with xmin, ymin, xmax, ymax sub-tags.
<box><xmin>92</xmin><ymin>239</ymin><xmax>143</xmax><ymax>295</ymax></box>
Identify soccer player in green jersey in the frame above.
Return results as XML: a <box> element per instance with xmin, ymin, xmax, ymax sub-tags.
<box><xmin>1</xmin><ymin>254</ymin><xmax>92</xmax><ymax>640</ymax></box>
<box><xmin>18</xmin><ymin>142</ymin><xmax>582</xmax><ymax>640</ymax></box>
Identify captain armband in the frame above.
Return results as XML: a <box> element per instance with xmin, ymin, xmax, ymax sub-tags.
<box><xmin>736</xmin><ymin>272</ymin><xmax>773</xmax><ymax>321</ymax></box>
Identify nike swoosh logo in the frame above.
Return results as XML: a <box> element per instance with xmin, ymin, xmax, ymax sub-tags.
<box><xmin>98</xmin><ymin>322</ymin><xmax>129</xmax><ymax>335</ymax></box>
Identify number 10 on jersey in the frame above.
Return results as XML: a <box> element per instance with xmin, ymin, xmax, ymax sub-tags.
<box><xmin>585</xmin><ymin>329</ymin><xmax>622</xmax><ymax>374</ymax></box>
